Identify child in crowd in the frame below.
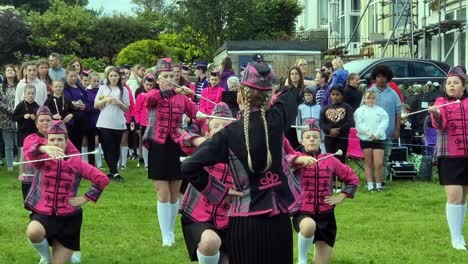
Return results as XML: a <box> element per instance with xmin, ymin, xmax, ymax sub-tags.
<box><xmin>315</xmin><ymin>71</ymin><xmax>330</xmax><ymax>107</ymax></box>
<box><xmin>399</xmin><ymin>104</ymin><xmax>413</xmax><ymax>146</ymax></box>
<box><xmin>319</xmin><ymin>85</ymin><xmax>354</xmax><ymax>164</ymax></box>
<box><xmin>85</xmin><ymin>72</ymin><xmax>103</xmax><ymax>167</ymax></box>
<box><xmin>354</xmin><ymin>90</ymin><xmax>389</xmax><ymax>192</ymax></box>
<box><xmin>95</xmin><ymin>67</ymin><xmax>130</xmax><ymax>182</ymax></box>
<box><xmin>119</xmin><ymin>70</ymin><xmax>136</xmax><ymax>170</ymax></box>
<box><xmin>296</xmin><ymin>86</ymin><xmax>321</xmax><ymax>143</ymax></box>
<box><xmin>13</xmin><ymin>85</ymin><xmax>39</xmax><ymax>177</ymax></box>
<box><xmin>45</xmin><ymin>80</ymin><xmax>74</xmax><ymax>122</ymax></box>
<box><xmin>179</xmin><ymin>103</ymin><xmax>234</xmax><ymax>264</ymax></box>
<box><xmin>134</xmin><ymin>74</ymin><xmax>155</xmax><ymax>169</ymax></box>
<box><xmin>343</xmin><ymin>73</ymin><xmax>362</xmax><ymax>113</ymax></box>
<box><xmin>423</xmin><ymin>101</ymin><xmax>437</xmax><ymax>156</ymax></box>
<box><xmin>63</xmin><ymin>70</ymin><xmax>88</xmax><ymax>150</ymax></box>
<box><xmin>289</xmin><ymin>119</ymin><xmax>359</xmax><ymax>264</ymax></box>
<box><xmin>24</xmin><ymin>120</ymin><xmax>109</xmax><ymax>264</ymax></box>
<box><xmin>200</xmin><ymin>71</ymin><xmax>223</xmax><ymax>115</ymax></box>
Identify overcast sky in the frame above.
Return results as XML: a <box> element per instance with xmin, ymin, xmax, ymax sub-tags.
<box><xmin>87</xmin><ymin>0</ymin><xmax>135</xmax><ymax>15</ymax></box>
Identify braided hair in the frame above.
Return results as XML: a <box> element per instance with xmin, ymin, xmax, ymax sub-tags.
<box><xmin>241</xmin><ymin>86</ymin><xmax>272</xmax><ymax>173</ymax></box>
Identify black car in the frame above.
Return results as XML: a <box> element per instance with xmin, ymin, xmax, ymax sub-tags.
<box><xmin>343</xmin><ymin>58</ymin><xmax>451</xmax><ymax>86</ymax></box>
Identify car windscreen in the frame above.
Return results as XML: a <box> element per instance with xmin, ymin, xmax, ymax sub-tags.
<box><xmin>343</xmin><ymin>59</ymin><xmax>377</xmax><ymax>76</ymax></box>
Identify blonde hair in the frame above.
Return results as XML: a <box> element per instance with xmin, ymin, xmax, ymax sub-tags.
<box><xmin>363</xmin><ymin>90</ymin><xmax>376</xmax><ymax>99</ymax></box>
<box><xmin>241</xmin><ymin>86</ymin><xmax>272</xmax><ymax>173</ymax></box>
<box><xmin>332</xmin><ymin>57</ymin><xmax>343</xmax><ymax>69</ymax></box>
<box><xmin>295</xmin><ymin>58</ymin><xmax>307</xmax><ymax>67</ymax></box>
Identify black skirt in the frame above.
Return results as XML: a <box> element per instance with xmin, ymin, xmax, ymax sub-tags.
<box><xmin>438</xmin><ymin>157</ymin><xmax>468</xmax><ymax>185</ymax></box>
<box><xmin>360</xmin><ymin>140</ymin><xmax>385</xmax><ymax>150</ymax></box>
<box><xmin>292</xmin><ymin>212</ymin><xmax>337</xmax><ymax>247</ymax></box>
<box><xmin>148</xmin><ymin>139</ymin><xmax>183</xmax><ymax>181</ymax></box>
<box><xmin>181</xmin><ymin>215</ymin><xmax>229</xmax><ymax>261</ymax></box>
<box><xmin>31</xmin><ymin>211</ymin><xmax>83</xmax><ymax>251</ymax></box>
<box><xmin>229</xmin><ymin>214</ymin><xmax>293</xmax><ymax>264</ymax></box>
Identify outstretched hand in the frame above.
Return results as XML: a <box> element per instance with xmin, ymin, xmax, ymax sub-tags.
<box><xmin>39</xmin><ymin>145</ymin><xmax>65</xmax><ymax>159</ymax></box>
<box><xmin>69</xmin><ymin>196</ymin><xmax>88</xmax><ymax>207</ymax></box>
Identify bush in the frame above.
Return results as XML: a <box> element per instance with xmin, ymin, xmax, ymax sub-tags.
<box><xmin>62</xmin><ymin>55</ymin><xmax>108</xmax><ymax>72</ymax></box>
<box><xmin>115</xmin><ymin>39</ymin><xmax>187</xmax><ymax>68</ymax></box>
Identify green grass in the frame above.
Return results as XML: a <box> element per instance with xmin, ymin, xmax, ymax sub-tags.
<box><xmin>1</xmin><ymin>160</ymin><xmax>468</xmax><ymax>263</ymax></box>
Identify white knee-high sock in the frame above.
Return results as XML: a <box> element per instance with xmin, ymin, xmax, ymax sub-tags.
<box><xmin>95</xmin><ymin>148</ymin><xmax>102</xmax><ymax>167</ymax></box>
<box><xmin>98</xmin><ymin>144</ymin><xmax>104</xmax><ymax>158</ymax></box>
<box><xmin>121</xmin><ymin>146</ymin><xmax>128</xmax><ymax>167</ymax></box>
<box><xmin>462</xmin><ymin>203</ymin><xmax>467</xmax><ymax>245</ymax></box>
<box><xmin>142</xmin><ymin>147</ymin><xmax>149</xmax><ymax>167</ymax></box>
<box><xmin>446</xmin><ymin>203</ymin><xmax>464</xmax><ymax>248</ymax></box>
<box><xmin>168</xmin><ymin>200</ymin><xmax>179</xmax><ymax>243</ymax></box>
<box><xmin>197</xmin><ymin>250</ymin><xmax>220</xmax><ymax>264</ymax></box>
<box><xmin>157</xmin><ymin>201</ymin><xmax>171</xmax><ymax>245</ymax></box>
<box><xmin>29</xmin><ymin>239</ymin><xmax>51</xmax><ymax>261</ymax></box>
<box><xmin>81</xmin><ymin>147</ymin><xmax>88</xmax><ymax>162</ymax></box>
<box><xmin>297</xmin><ymin>232</ymin><xmax>314</xmax><ymax>264</ymax></box>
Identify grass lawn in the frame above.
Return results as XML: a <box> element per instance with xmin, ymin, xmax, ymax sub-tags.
<box><xmin>1</xmin><ymin>159</ymin><xmax>468</xmax><ymax>264</ymax></box>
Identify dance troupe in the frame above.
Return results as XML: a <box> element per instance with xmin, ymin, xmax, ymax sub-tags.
<box><xmin>18</xmin><ymin>57</ymin><xmax>468</xmax><ymax>264</ymax></box>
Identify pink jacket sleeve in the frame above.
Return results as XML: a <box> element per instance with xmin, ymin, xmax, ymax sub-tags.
<box><xmin>179</xmin><ymin>131</ymin><xmax>203</xmax><ymax>156</ymax></box>
<box><xmin>199</xmin><ymin>88</ymin><xmax>208</xmax><ymax>114</ymax></box>
<box><xmin>135</xmin><ymin>93</ymin><xmax>144</xmax><ymax>125</ymax></box>
<box><xmin>332</xmin><ymin>156</ymin><xmax>359</xmax><ymax>198</ymax></box>
<box><xmin>431</xmin><ymin>97</ymin><xmax>447</xmax><ymax>130</ymax></box>
<box><xmin>69</xmin><ymin>156</ymin><xmax>110</xmax><ymax>203</ymax></box>
<box><xmin>184</xmin><ymin>95</ymin><xmax>199</xmax><ymax>119</ymax></box>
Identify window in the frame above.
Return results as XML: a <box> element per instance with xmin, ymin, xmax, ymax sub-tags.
<box><xmin>392</xmin><ymin>1</ymin><xmax>407</xmax><ymax>28</ymax></box>
<box><xmin>445</xmin><ymin>33</ymin><xmax>454</xmax><ymax>66</ymax></box>
<box><xmin>368</xmin><ymin>1</ymin><xmax>378</xmax><ymax>35</ymax></box>
<box><xmin>459</xmin><ymin>33</ymin><xmax>466</xmax><ymax>67</ymax></box>
<box><xmin>377</xmin><ymin>61</ymin><xmax>409</xmax><ymax>78</ymax></box>
<box><xmin>351</xmin><ymin>0</ymin><xmax>360</xmax><ymax>12</ymax></box>
<box><xmin>458</xmin><ymin>8</ymin><xmax>466</xmax><ymax>20</ymax></box>
<box><xmin>412</xmin><ymin>62</ymin><xmax>446</xmax><ymax>78</ymax></box>
<box><xmin>446</xmin><ymin>11</ymin><xmax>455</xmax><ymax>21</ymax></box>
<box><xmin>340</xmin><ymin>17</ymin><xmax>345</xmax><ymax>44</ymax></box>
<box><xmin>319</xmin><ymin>0</ymin><xmax>329</xmax><ymax>26</ymax></box>
<box><xmin>350</xmin><ymin>16</ymin><xmax>360</xmax><ymax>42</ymax></box>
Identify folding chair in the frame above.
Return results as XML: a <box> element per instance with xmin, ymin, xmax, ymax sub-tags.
<box><xmin>347</xmin><ymin>128</ymin><xmax>365</xmax><ymax>178</ymax></box>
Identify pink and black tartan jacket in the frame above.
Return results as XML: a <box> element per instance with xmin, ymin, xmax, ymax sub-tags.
<box><xmin>178</xmin><ymin>131</ymin><xmax>234</xmax><ymax>228</ymax></box>
<box><xmin>146</xmin><ymin>88</ymin><xmax>198</xmax><ymax>144</ymax></box>
<box><xmin>24</xmin><ymin>143</ymin><xmax>109</xmax><ymax>216</ymax></box>
<box><xmin>288</xmin><ymin>152</ymin><xmax>359</xmax><ymax>215</ymax></box>
<box><xmin>431</xmin><ymin>96</ymin><xmax>468</xmax><ymax>158</ymax></box>
<box><xmin>21</xmin><ymin>133</ymin><xmax>79</xmax><ymax>184</ymax></box>
<box><xmin>182</xmin><ymin>88</ymin><xmax>303</xmax><ymax>217</ymax></box>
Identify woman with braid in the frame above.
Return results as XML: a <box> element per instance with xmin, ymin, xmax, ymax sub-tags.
<box><xmin>182</xmin><ymin>62</ymin><xmax>302</xmax><ymax>264</ymax></box>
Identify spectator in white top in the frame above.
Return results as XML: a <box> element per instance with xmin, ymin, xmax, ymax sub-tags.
<box><xmin>15</xmin><ymin>61</ymin><xmax>47</xmax><ymax>107</ymax></box>
<box><xmin>95</xmin><ymin>67</ymin><xmax>130</xmax><ymax>182</ymax></box>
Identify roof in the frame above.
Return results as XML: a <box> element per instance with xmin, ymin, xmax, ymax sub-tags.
<box><xmin>215</xmin><ymin>40</ymin><xmax>326</xmax><ymax>56</ymax></box>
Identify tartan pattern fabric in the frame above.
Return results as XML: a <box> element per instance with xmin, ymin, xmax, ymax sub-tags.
<box><xmin>240</xmin><ymin>63</ymin><xmax>274</xmax><ymax>91</ymax></box>
<box><xmin>432</xmin><ymin>97</ymin><xmax>468</xmax><ymax>158</ymax></box>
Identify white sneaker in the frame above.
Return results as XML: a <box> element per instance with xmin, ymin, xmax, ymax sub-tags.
<box><xmin>452</xmin><ymin>240</ymin><xmax>467</xmax><ymax>250</ymax></box>
<box><xmin>162</xmin><ymin>237</ymin><xmax>173</xmax><ymax>247</ymax></box>
<box><xmin>39</xmin><ymin>258</ymin><xmax>51</xmax><ymax>264</ymax></box>
<box><xmin>71</xmin><ymin>251</ymin><xmax>81</xmax><ymax>263</ymax></box>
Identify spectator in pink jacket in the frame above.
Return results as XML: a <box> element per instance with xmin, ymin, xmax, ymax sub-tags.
<box><xmin>134</xmin><ymin>74</ymin><xmax>155</xmax><ymax>169</ymax></box>
<box><xmin>199</xmin><ymin>71</ymin><xmax>223</xmax><ymax>115</ymax></box>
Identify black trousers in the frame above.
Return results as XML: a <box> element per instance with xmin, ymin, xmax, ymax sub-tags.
<box><xmin>85</xmin><ymin>128</ymin><xmax>98</xmax><ymax>166</ymax></box>
<box><xmin>98</xmin><ymin>128</ymin><xmax>123</xmax><ymax>174</ymax></box>
<box><xmin>324</xmin><ymin>135</ymin><xmax>348</xmax><ymax>164</ymax></box>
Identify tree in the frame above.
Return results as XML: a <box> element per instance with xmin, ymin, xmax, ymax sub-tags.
<box><xmin>0</xmin><ymin>0</ymin><xmax>88</xmax><ymax>13</ymax></box>
<box><xmin>87</xmin><ymin>14</ymin><xmax>161</xmax><ymax>63</ymax></box>
<box><xmin>0</xmin><ymin>6</ymin><xmax>30</xmax><ymax>64</ymax></box>
<box><xmin>115</xmin><ymin>39</ymin><xmax>186</xmax><ymax>67</ymax></box>
<box><xmin>26</xmin><ymin>0</ymin><xmax>97</xmax><ymax>56</ymax></box>
<box><xmin>132</xmin><ymin>0</ymin><xmax>166</xmax><ymax>14</ymax></box>
<box><xmin>169</xmin><ymin>0</ymin><xmax>303</xmax><ymax>60</ymax></box>
<box><xmin>158</xmin><ymin>32</ymin><xmax>207</xmax><ymax>62</ymax></box>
